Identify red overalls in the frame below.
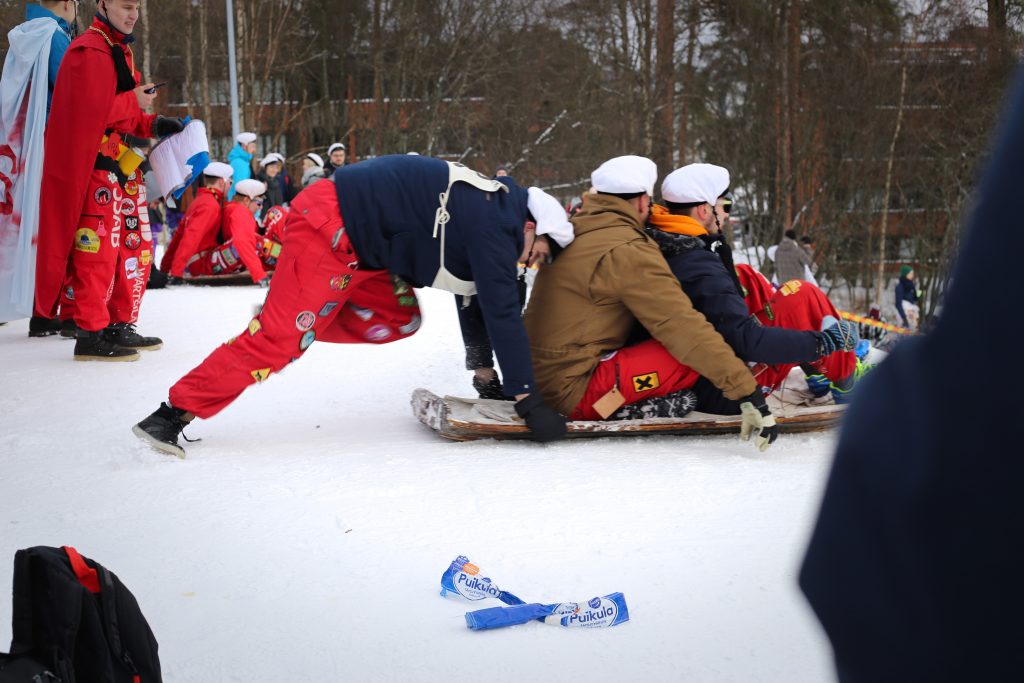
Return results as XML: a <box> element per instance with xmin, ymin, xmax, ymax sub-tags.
<box><xmin>169</xmin><ymin>179</ymin><xmax>422</xmax><ymax>418</ymax></box>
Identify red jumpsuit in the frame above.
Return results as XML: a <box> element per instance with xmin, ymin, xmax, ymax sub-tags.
<box><xmin>182</xmin><ymin>201</ymin><xmax>268</xmax><ymax>283</ymax></box>
<box><xmin>169</xmin><ymin>180</ymin><xmax>421</xmax><ymax>419</ymax></box>
<box><xmin>159</xmin><ymin>187</ymin><xmax>224</xmax><ymax>277</ymax></box>
<box><xmin>35</xmin><ymin>18</ymin><xmax>155</xmax><ymax>330</ymax></box>
<box><xmin>735</xmin><ymin>263</ymin><xmax>855</xmax><ymax>389</ymax></box>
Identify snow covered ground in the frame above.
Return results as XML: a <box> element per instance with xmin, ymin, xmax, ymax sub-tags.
<box><xmin>0</xmin><ymin>284</ymin><xmax>838</xmax><ymax>682</ymax></box>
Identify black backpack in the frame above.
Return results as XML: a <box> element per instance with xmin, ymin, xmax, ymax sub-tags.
<box><xmin>0</xmin><ymin>546</ymin><xmax>162</xmax><ymax>683</ymax></box>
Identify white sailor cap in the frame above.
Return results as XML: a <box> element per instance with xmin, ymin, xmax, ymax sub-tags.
<box><xmin>259</xmin><ymin>153</ymin><xmax>284</xmax><ymax>167</ymax></box>
<box><xmin>305</xmin><ymin>152</ymin><xmax>324</xmax><ymax>168</ymax></box>
<box><xmin>661</xmin><ymin>163</ymin><xmax>730</xmax><ymax>205</ymax></box>
<box><xmin>327</xmin><ymin>142</ymin><xmax>347</xmax><ymax>155</ymax></box>
<box><xmin>234</xmin><ymin>178</ymin><xmax>267</xmax><ymax>199</ymax></box>
<box><xmin>591</xmin><ymin>155</ymin><xmax>657</xmax><ymax>196</ymax></box>
<box><xmin>202</xmin><ymin>161</ymin><xmax>234</xmax><ymax>179</ymax></box>
<box><xmin>237</xmin><ymin>132</ymin><xmax>257</xmax><ymax>145</ymax></box>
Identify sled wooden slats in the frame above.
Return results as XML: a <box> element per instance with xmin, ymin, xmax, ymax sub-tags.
<box><xmin>411</xmin><ymin>388</ymin><xmax>844</xmax><ymax>442</ymax></box>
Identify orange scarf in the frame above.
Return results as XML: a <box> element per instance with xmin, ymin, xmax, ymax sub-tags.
<box><xmin>648</xmin><ymin>204</ymin><xmax>707</xmax><ymax>236</ymax></box>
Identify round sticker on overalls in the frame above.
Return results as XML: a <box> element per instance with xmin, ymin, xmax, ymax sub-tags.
<box><xmin>94</xmin><ymin>187</ymin><xmax>112</xmax><ymax>206</ymax></box>
<box><xmin>295</xmin><ymin>311</ymin><xmax>316</xmax><ymax>331</ymax></box>
<box><xmin>120</xmin><ymin>198</ymin><xmax>136</xmax><ymax>215</ymax></box>
<box><xmin>124</xmin><ymin>181</ymin><xmax>139</xmax><ymax>196</ymax></box>
<box><xmin>124</xmin><ymin>232</ymin><xmax>141</xmax><ymax>249</ymax></box>
<box><xmin>299</xmin><ymin>330</ymin><xmax>315</xmax><ymax>351</ymax></box>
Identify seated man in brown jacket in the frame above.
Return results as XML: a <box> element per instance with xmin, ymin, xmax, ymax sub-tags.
<box><xmin>523</xmin><ymin>156</ymin><xmax>777</xmax><ymax>451</ymax></box>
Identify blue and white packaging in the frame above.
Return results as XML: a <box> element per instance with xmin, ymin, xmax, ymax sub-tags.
<box><xmin>465</xmin><ymin>593</ymin><xmax>630</xmax><ymax>631</ymax></box>
<box><xmin>439</xmin><ymin>555</ymin><xmax>524</xmax><ymax>605</ymax></box>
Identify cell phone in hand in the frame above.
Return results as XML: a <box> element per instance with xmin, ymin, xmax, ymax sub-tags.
<box><xmin>144</xmin><ymin>82</ymin><xmax>167</xmax><ymax>95</ymax></box>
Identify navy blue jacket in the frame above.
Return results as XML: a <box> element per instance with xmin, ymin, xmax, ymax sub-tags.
<box><xmin>335</xmin><ymin>155</ymin><xmax>534</xmax><ymax>394</ymax></box>
<box><xmin>646</xmin><ymin>228</ymin><xmax>821</xmax><ymax>365</ymax></box>
<box><xmin>800</xmin><ymin>68</ymin><xmax>1024</xmax><ymax>682</ymax></box>
<box><xmin>894</xmin><ymin>276</ymin><xmax>917</xmax><ymax>326</ymax></box>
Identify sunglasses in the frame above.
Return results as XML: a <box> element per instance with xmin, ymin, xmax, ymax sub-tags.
<box><xmin>720</xmin><ymin>200</ymin><xmax>732</xmax><ymax>215</ymax></box>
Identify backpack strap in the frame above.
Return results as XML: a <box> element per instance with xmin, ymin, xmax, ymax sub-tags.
<box><xmin>63</xmin><ymin>546</ymin><xmax>101</xmax><ymax>593</ymax></box>
<box><xmin>9</xmin><ymin>550</ymin><xmax>35</xmax><ymax>656</ymax></box>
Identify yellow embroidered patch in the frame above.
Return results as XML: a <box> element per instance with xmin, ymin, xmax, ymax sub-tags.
<box><xmin>74</xmin><ymin>228</ymin><xmax>100</xmax><ymax>254</ymax></box>
<box><xmin>780</xmin><ymin>280</ymin><xmax>803</xmax><ymax>296</ymax></box>
<box><xmin>250</xmin><ymin>368</ymin><xmax>272</xmax><ymax>383</ymax></box>
<box><xmin>248</xmin><ymin>319</ymin><xmax>262</xmax><ymax>336</ymax></box>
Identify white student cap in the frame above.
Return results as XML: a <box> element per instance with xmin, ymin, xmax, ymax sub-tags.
<box><xmin>234</xmin><ymin>179</ymin><xmax>267</xmax><ymax>199</ymax></box>
<box><xmin>661</xmin><ymin>163</ymin><xmax>730</xmax><ymax>205</ymax></box>
<box><xmin>202</xmin><ymin>161</ymin><xmax>234</xmax><ymax>179</ymax></box>
<box><xmin>259</xmin><ymin>153</ymin><xmax>284</xmax><ymax>167</ymax></box>
<box><xmin>236</xmin><ymin>132</ymin><xmax>257</xmax><ymax>145</ymax></box>
<box><xmin>327</xmin><ymin>142</ymin><xmax>347</xmax><ymax>154</ymax></box>
<box><xmin>590</xmin><ymin>155</ymin><xmax>657</xmax><ymax>196</ymax></box>
<box><xmin>305</xmin><ymin>152</ymin><xmax>324</xmax><ymax>168</ymax></box>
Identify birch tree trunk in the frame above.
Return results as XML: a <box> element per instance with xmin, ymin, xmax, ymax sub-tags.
<box><xmin>875</xmin><ymin>66</ymin><xmax>907</xmax><ymax>308</ymax></box>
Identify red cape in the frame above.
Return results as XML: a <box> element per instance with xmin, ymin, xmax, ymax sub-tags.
<box><xmin>34</xmin><ymin>18</ymin><xmax>152</xmax><ymax>317</ymax></box>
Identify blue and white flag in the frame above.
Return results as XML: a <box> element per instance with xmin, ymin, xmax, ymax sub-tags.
<box><xmin>0</xmin><ymin>18</ymin><xmax>55</xmax><ymax>322</ymax></box>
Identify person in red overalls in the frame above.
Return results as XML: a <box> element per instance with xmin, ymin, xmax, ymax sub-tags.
<box><xmin>159</xmin><ymin>162</ymin><xmax>232</xmax><ymax>278</ymax></box>
<box><xmin>179</xmin><ymin>178</ymin><xmax>270</xmax><ymax>285</ymax></box>
<box><xmin>34</xmin><ymin>0</ymin><xmax>184</xmax><ymax>361</ymax></box>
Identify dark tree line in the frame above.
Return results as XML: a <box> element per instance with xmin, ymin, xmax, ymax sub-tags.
<box><xmin>2</xmin><ymin>0</ymin><xmax>1021</xmax><ymax>316</ymax></box>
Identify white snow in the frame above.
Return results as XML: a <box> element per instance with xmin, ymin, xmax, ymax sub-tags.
<box><xmin>0</xmin><ymin>284</ymin><xmax>838</xmax><ymax>682</ymax></box>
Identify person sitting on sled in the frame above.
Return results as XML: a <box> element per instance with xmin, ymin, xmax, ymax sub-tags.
<box><xmin>643</xmin><ymin>163</ymin><xmax>864</xmax><ymax>413</ymax></box>
<box><xmin>159</xmin><ymin>161</ymin><xmax>232</xmax><ymax>278</ymax></box>
<box><xmin>132</xmin><ymin>155</ymin><xmax>574</xmax><ymax>456</ymax></box>
<box><xmin>179</xmin><ymin>178</ymin><xmax>272</xmax><ymax>285</ymax></box>
<box><xmin>523</xmin><ymin>155</ymin><xmax>779</xmax><ymax>451</ymax></box>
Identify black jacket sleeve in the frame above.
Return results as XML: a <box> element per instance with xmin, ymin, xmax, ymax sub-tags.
<box><xmin>670</xmin><ymin>250</ymin><xmax>821</xmax><ymax>365</ymax></box>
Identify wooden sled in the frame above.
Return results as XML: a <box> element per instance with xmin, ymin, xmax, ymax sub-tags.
<box><xmin>411</xmin><ymin>388</ymin><xmax>845</xmax><ymax>442</ymax></box>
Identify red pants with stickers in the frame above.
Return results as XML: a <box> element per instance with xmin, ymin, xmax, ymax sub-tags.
<box><xmin>60</xmin><ymin>171</ymin><xmax>152</xmax><ymax>328</ymax></box>
<box><xmin>570</xmin><ymin>278</ymin><xmax>856</xmax><ymax>420</ymax></box>
<box><xmin>169</xmin><ymin>179</ymin><xmax>422</xmax><ymax>419</ymax></box>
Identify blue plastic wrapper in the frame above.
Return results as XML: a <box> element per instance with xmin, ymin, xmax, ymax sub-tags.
<box><xmin>439</xmin><ymin>555</ymin><xmax>525</xmax><ymax>605</ymax></box>
<box><xmin>465</xmin><ymin>593</ymin><xmax>630</xmax><ymax>631</ymax></box>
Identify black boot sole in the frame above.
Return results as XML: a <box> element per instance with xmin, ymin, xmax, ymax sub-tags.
<box><xmin>132</xmin><ymin>424</ymin><xmax>186</xmax><ymax>458</ymax></box>
<box><xmin>74</xmin><ymin>350</ymin><xmax>141</xmax><ymax>362</ymax></box>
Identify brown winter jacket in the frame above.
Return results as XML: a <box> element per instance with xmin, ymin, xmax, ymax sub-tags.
<box><xmin>523</xmin><ymin>193</ymin><xmax>758</xmax><ymax>415</ymax></box>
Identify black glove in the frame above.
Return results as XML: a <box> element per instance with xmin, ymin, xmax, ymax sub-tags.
<box><xmin>514</xmin><ymin>393</ymin><xmax>568</xmax><ymax>443</ymax></box>
<box><xmin>738</xmin><ymin>389</ymin><xmax>778</xmax><ymax>452</ymax></box>
<box><xmin>152</xmin><ymin>116</ymin><xmax>185</xmax><ymax>138</ymax></box>
<box><xmin>817</xmin><ymin>318</ymin><xmax>859</xmax><ymax>357</ymax></box>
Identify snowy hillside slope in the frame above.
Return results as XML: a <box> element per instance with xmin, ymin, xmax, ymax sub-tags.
<box><xmin>0</xmin><ymin>285</ymin><xmax>837</xmax><ymax>682</ymax></box>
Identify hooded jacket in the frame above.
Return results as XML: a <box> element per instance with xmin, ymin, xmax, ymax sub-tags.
<box><xmin>523</xmin><ymin>193</ymin><xmax>757</xmax><ymax>415</ymax></box>
<box><xmin>645</xmin><ymin>208</ymin><xmax>821</xmax><ymax>365</ymax></box>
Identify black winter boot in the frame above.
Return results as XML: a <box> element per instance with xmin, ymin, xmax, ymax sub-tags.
<box><xmin>60</xmin><ymin>318</ymin><xmax>79</xmax><ymax>338</ymax></box>
<box><xmin>73</xmin><ymin>329</ymin><xmax>139</xmax><ymax>362</ymax></box>
<box><xmin>132</xmin><ymin>402</ymin><xmax>194</xmax><ymax>458</ymax></box>
<box><xmin>472</xmin><ymin>373</ymin><xmax>510</xmax><ymax>400</ymax></box>
<box><xmin>28</xmin><ymin>316</ymin><xmax>61</xmax><ymax>337</ymax></box>
<box><xmin>103</xmin><ymin>323</ymin><xmax>163</xmax><ymax>351</ymax></box>
<box><xmin>610</xmin><ymin>389</ymin><xmax>698</xmax><ymax>421</ymax></box>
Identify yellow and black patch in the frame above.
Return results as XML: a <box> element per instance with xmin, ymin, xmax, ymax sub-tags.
<box><xmin>632</xmin><ymin>372</ymin><xmax>660</xmax><ymax>393</ymax></box>
<box><xmin>250</xmin><ymin>368</ymin><xmax>272</xmax><ymax>383</ymax></box>
<box><xmin>248</xmin><ymin>318</ymin><xmax>262</xmax><ymax>336</ymax></box>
